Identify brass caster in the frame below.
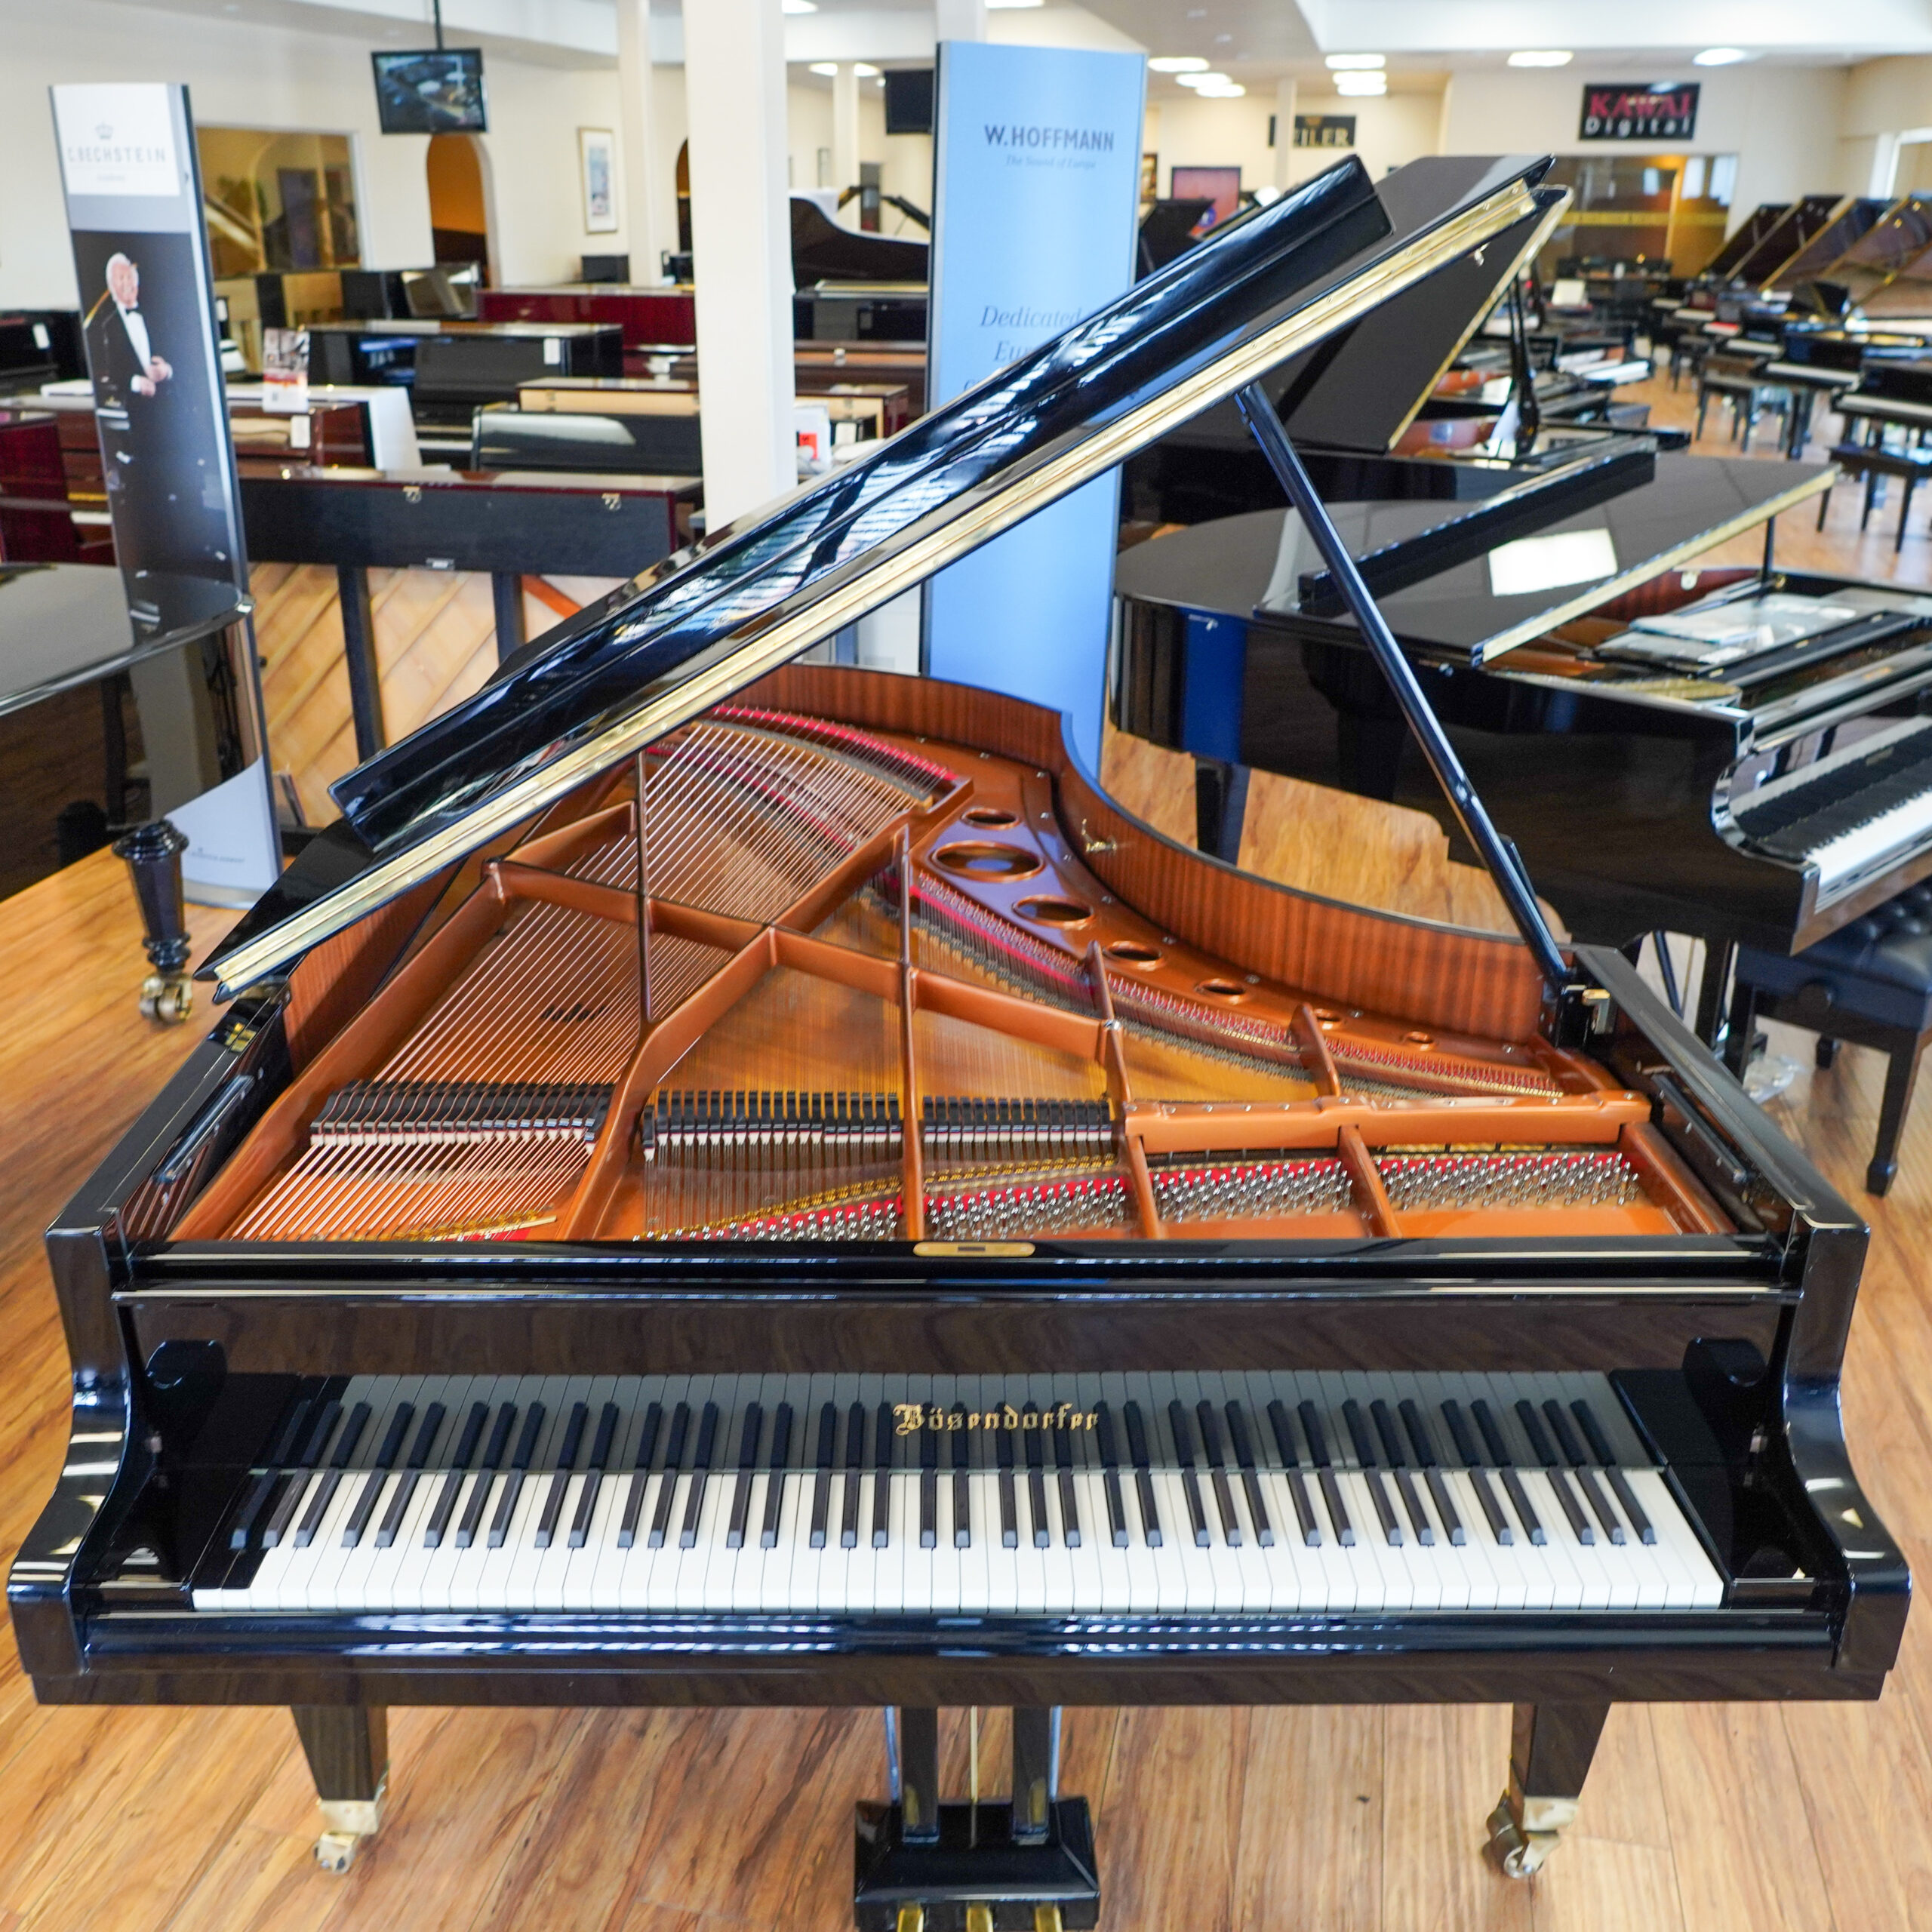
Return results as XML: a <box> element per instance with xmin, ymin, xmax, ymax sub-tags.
<box><xmin>1484</xmin><ymin>1793</ymin><xmax>1567</xmax><ymax>1878</ymax></box>
<box><xmin>315</xmin><ymin>1830</ymin><xmax>362</xmax><ymax>1873</ymax></box>
<box><xmin>315</xmin><ymin>1792</ymin><xmax>382</xmax><ymax>1873</ymax></box>
<box><xmin>139</xmin><ymin>972</ymin><xmax>193</xmax><ymax>1026</ymax></box>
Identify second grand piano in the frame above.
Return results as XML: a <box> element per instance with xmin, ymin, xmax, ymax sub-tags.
<box><xmin>11</xmin><ymin>153</ymin><xmax>1905</xmax><ymax>1927</ymax></box>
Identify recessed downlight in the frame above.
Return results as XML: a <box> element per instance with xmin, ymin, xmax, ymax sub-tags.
<box><xmin>1334</xmin><ymin>72</ymin><xmax>1387</xmax><ymax>96</ymax></box>
<box><xmin>1325</xmin><ymin>52</ymin><xmax>1385</xmax><ymax>69</ymax></box>
<box><xmin>1507</xmin><ymin>49</ymin><xmax>1573</xmax><ymax>66</ymax></box>
<box><xmin>1694</xmin><ymin>45</ymin><xmax>1752</xmax><ymax>64</ymax></box>
<box><xmin>1150</xmin><ymin>56</ymin><xmax>1211</xmax><ymax>72</ymax></box>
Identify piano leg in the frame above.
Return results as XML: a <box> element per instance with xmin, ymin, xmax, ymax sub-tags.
<box><xmin>1484</xmin><ymin>1700</ymin><xmax>1608</xmax><ymax>1878</ymax></box>
<box><xmin>895</xmin><ymin>1706</ymin><xmax>942</xmax><ymax>1843</ymax></box>
<box><xmin>1868</xmin><ymin>1042</ymin><xmax>1921</xmax><ymax>1197</ymax></box>
<box><xmin>1694</xmin><ymin>940</ymin><xmax>1737</xmax><ymax>1051</ymax></box>
<box><xmin>1012</xmin><ymin>1706</ymin><xmax>1059</xmax><ymax>1844</ymax></box>
<box><xmin>1192</xmin><ymin>759</ymin><xmax>1250</xmax><ymax>866</ymax></box>
<box><xmin>293</xmin><ymin>1705</ymin><xmax>388</xmax><ymax>1874</ymax></box>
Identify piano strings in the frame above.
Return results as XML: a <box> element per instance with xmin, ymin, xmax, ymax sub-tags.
<box><xmin>204</xmin><ymin>706</ymin><xmax>1723</xmax><ymax>1249</ymax></box>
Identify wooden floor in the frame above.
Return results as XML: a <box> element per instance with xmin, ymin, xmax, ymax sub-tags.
<box><xmin>8</xmin><ymin>369</ymin><xmax>1932</xmax><ymax>1928</ymax></box>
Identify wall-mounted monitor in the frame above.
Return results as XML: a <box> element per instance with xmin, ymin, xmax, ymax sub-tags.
<box><xmin>1170</xmin><ymin>165</ymin><xmax>1241</xmax><ymax>231</ymax></box>
<box><xmin>371</xmin><ymin>49</ymin><xmax>488</xmax><ymax>136</ymax></box>
<box><xmin>884</xmin><ymin>69</ymin><xmax>934</xmax><ymax>137</ymax></box>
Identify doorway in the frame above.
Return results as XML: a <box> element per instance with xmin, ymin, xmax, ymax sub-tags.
<box><xmin>426</xmin><ymin>132</ymin><xmax>494</xmax><ymax>281</ymax></box>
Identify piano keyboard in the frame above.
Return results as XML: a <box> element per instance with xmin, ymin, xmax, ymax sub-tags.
<box><xmin>1731</xmin><ymin>715</ymin><xmax>1932</xmax><ymax>901</ymax></box>
<box><xmin>192</xmin><ymin>1372</ymin><xmax>1723</xmax><ymax>1617</ymax></box>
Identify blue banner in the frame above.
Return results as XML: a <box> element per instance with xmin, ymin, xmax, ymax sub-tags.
<box><xmin>924</xmin><ymin>41</ymin><xmax>1145</xmax><ymax>769</ymax></box>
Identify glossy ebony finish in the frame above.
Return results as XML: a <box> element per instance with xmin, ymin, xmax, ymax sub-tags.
<box><xmin>1112</xmin><ymin>500</ymin><xmax>1932</xmax><ymax>952</ymax></box>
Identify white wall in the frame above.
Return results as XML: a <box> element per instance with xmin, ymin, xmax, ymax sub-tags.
<box><xmin>1280</xmin><ymin>90</ymin><xmax>1443</xmax><ymax>189</ymax></box>
<box><xmin>0</xmin><ymin>0</ymin><xmax>635</xmax><ymax>306</ymax></box>
<box><xmin>1438</xmin><ymin>64</ymin><xmax>1853</xmax><ymax>237</ymax></box>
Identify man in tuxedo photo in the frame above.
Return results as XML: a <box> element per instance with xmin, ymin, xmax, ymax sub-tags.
<box><xmin>78</xmin><ymin>235</ymin><xmax>235</xmax><ymax>619</ymax></box>
<box><xmin>86</xmin><ymin>251</ymin><xmax>174</xmax><ymax>407</ymax></box>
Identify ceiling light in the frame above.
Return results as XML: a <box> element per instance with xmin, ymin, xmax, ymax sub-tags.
<box><xmin>1507</xmin><ymin>49</ymin><xmax>1573</xmax><ymax>66</ymax></box>
<box><xmin>780</xmin><ymin>0</ymin><xmax>816</xmax><ymax>12</ymax></box>
<box><xmin>1149</xmin><ymin>57</ymin><xmax>1210</xmax><ymax>72</ymax></box>
<box><xmin>1334</xmin><ymin>72</ymin><xmax>1386</xmax><ymax>95</ymax></box>
<box><xmin>1694</xmin><ymin>46</ymin><xmax>1752</xmax><ymax>64</ymax></box>
<box><xmin>1195</xmin><ymin>82</ymin><xmax>1246</xmax><ymax>97</ymax></box>
<box><xmin>1174</xmin><ymin>71</ymin><xmax>1230</xmax><ymax>88</ymax></box>
<box><xmin>854</xmin><ymin>63</ymin><xmax>881</xmax><ymax>77</ymax></box>
<box><xmin>1325</xmin><ymin>53</ymin><xmax>1384</xmax><ymax>70</ymax></box>
<box><xmin>986</xmin><ymin>0</ymin><xmax>1046</xmax><ymax>8</ymax></box>
<box><xmin>808</xmin><ymin>62</ymin><xmax>837</xmax><ymax>76</ymax></box>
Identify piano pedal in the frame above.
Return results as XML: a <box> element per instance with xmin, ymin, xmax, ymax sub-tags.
<box><xmin>1482</xmin><ymin>1786</ymin><xmax>1578</xmax><ymax>1880</ymax></box>
<box><xmin>313</xmin><ymin>1790</ymin><xmax>384</xmax><ymax>1873</ymax></box>
<box><xmin>854</xmin><ymin>1799</ymin><xmax>1100</xmax><ymax>1931</ymax></box>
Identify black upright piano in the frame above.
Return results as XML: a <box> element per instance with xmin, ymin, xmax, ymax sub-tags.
<box><xmin>11</xmin><ymin>154</ymin><xmax>1906</xmax><ymax>1926</ymax></box>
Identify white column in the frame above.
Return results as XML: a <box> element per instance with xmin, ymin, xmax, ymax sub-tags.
<box><xmin>935</xmin><ymin>0</ymin><xmax>987</xmax><ymax>41</ymax></box>
<box><xmin>1274</xmin><ymin>77</ymin><xmax>1298</xmax><ymax>190</ymax></box>
<box><xmin>832</xmin><ymin>64</ymin><xmax>862</xmax><ymax>220</ymax></box>
<box><xmin>684</xmin><ymin>0</ymin><xmax>798</xmax><ymax>526</ymax></box>
<box><xmin>615</xmin><ymin>0</ymin><xmax>663</xmax><ymax>282</ymax></box>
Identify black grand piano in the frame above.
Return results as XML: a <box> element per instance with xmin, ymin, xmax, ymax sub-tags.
<box><xmin>1114</xmin><ymin>242</ymin><xmax>1932</xmax><ymax>1044</ymax></box>
<box><xmin>11</xmin><ymin>155</ymin><xmax>1906</xmax><ymax>1927</ymax></box>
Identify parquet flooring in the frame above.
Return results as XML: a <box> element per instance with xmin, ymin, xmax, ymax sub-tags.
<box><xmin>6</xmin><ymin>368</ymin><xmax>1932</xmax><ymax>1928</ymax></box>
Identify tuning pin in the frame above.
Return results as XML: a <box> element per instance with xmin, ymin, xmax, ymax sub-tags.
<box><xmin>112</xmin><ymin>820</ymin><xmax>192</xmax><ymax>1025</ymax></box>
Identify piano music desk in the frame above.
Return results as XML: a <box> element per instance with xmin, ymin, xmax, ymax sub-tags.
<box><xmin>2</xmin><ymin>846</ymin><xmax>1931</xmax><ymax>1928</ymax></box>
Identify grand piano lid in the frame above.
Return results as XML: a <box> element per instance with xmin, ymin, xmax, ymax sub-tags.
<box><xmin>205</xmin><ymin>152</ymin><xmax>1566</xmax><ymax>998</ymax></box>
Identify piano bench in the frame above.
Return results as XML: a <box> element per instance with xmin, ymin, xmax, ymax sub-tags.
<box><xmin>1820</xmin><ymin>443</ymin><xmax>1932</xmax><ymax>555</ymax></box>
<box><xmin>1732</xmin><ymin>883</ymin><xmax>1932</xmax><ymax>1195</ymax></box>
<box><xmin>1695</xmin><ymin>371</ymin><xmax>1790</xmax><ymax>451</ymax></box>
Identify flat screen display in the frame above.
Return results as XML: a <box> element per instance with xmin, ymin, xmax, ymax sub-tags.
<box><xmin>884</xmin><ymin>68</ymin><xmax>934</xmax><ymax>137</ymax></box>
<box><xmin>372</xmin><ymin>50</ymin><xmax>488</xmax><ymax>135</ymax></box>
<box><xmin>1170</xmin><ymin>165</ymin><xmax>1241</xmax><ymax>232</ymax></box>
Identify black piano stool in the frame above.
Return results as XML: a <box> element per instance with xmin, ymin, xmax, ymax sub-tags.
<box><xmin>1730</xmin><ymin>880</ymin><xmax>1932</xmax><ymax>1194</ymax></box>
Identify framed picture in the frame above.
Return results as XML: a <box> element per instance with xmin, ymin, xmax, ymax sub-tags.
<box><xmin>1140</xmin><ymin>151</ymin><xmax>1158</xmax><ymax>203</ymax></box>
<box><xmin>579</xmin><ymin>127</ymin><xmax>617</xmax><ymax>233</ymax></box>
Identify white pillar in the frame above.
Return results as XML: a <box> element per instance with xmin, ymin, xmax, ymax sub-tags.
<box><xmin>1274</xmin><ymin>77</ymin><xmax>1297</xmax><ymax>190</ymax></box>
<box><xmin>832</xmin><ymin>64</ymin><xmax>862</xmax><ymax>220</ymax></box>
<box><xmin>685</xmin><ymin>0</ymin><xmax>798</xmax><ymax>526</ymax></box>
<box><xmin>935</xmin><ymin>0</ymin><xmax>987</xmax><ymax>42</ymax></box>
<box><xmin>615</xmin><ymin>0</ymin><xmax>663</xmax><ymax>282</ymax></box>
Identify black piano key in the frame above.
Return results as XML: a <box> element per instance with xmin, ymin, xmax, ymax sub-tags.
<box><xmin>1544</xmin><ymin>1401</ymin><xmax>1623</xmax><ymax>1542</ymax></box>
<box><xmin>488</xmin><ymin>1400</ymin><xmax>547</xmax><ymax>1549</ymax></box>
<box><xmin>840</xmin><ymin>1401</ymin><xmax>865</xmax><ymax>1550</ymax></box>
<box><xmin>1222</xmin><ymin>1401</ymin><xmax>1274</xmax><ymax>1548</ymax></box>
<box><xmin>456</xmin><ymin>1401</ymin><xmax>519</xmax><ymax>1549</ymax></box>
<box><xmin>1297</xmin><ymin>1400</ymin><xmax>1353</xmax><ymax>1546</ymax></box>
<box><xmin>726</xmin><ymin>1402</ymin><xmax>764</xmax><ymax>1551</ymax></box>
<box><xmin>1501</xmin><ymin>1467</ymin><xmax>1546</xmax><ymax>1545</ymax></box>
<box><xmin>1342</xmin><ymin>1398</ymin><xmax>1403</xmax><ymax>1547</ymax></box>
<box><xmin>535</xmin><ymin>1401</ymin><xmax>591</xmax><ymax>1550</ymax></box>
<box><xmin>1517</xmin><ymin>1399</ymin><xmax>1592</xmax><ymax>1543</ymax></box>
<box><xmin>1022</xmin><ymin>1405</ymin><xmax>1050</xmax><ymax>1549</ymax></box>
<box><xmin>426</xmin><ymin>1400</ymin><xmax>491</xmax><ymax>1549</ymax></box>
<box><xmin>1370</xmin><ymin>1400</ymin><xmax>1433</xmax><ymax>1545</ymax></box>
<box><xmin>377</xmin><ymin>1401</ymin><xmax>448</xmax><ymax>1548</ymax></box>
<box><xmin>1438</xmin><ymin>1399</ymin><xmax>1512</xmax><ymax>1544</ymax></box>
<box><xmin>570</xmin><ymin>1401</ymin><xmax>623</xmax><ymax>1548</ymax></box>
<box><xmin>1123</xmin><ymin>1399</ymin><xmax>1161</xmax><ymax>1547</ymax></box>
<box><xmin>1168</xmin><ymin>1401</ymin><xmax>1211</xmax><ymax>1549</ymax></box>
<box><xmin>1570</xmin><ymin>1398</ymin><xmax>1622</xmax><ymax>1469</ymax></box>
<box><xmin>1266</xmin><ymin>1398</ymin><xmax>1319</xmax><ymax>1547</ymax></box>
<box><xmin>1396</xmin><ymin>1398</ymin><xmax>1464</xmax><ymax>1543</ymax></box>
<box><xmin>231</xmin><ymin>1394</ymin><xmax>318</xmax><ymax>1550</ymax></box>
<box><xmin>1195</xmin><ymin>1401</ymin><xmax>1241</xmax><ymax>1547</ymax></box>
<box><xmin>618</xmin><ymin>1400</ymin><xmax>666</xmax><ymax>1549</ymax></box>
<box><xmin>996</xmin><ymin>1418</ymin><xmax>1018</xmax><ymax>1549</ymax></box>
<box><xmin>346</xmin><ymin>1401</ymin><xmax>416</xmax><ymax>1549</ymax></box>
<box><xmin>760</xmin><ymin>1402</ymin><xmax>795</xmax><ymax>1549</ymax></box>
<box><xmin>1469</xmin><ymin>1399</ymin><xmax>1513</xmax><ymax>1469</ymax></box>
<box><xmin>1054</xmin><ymin>1420</ymin><xmax>1081</xmax><ymax>1549</ymax></box>
<box><xmin>809</xmin><ymin>1402</ymin><xmax>837</xmax><ymax>1550</ymax></box>
<box><xmin>869</xmin><ymin>1402</ymin><xmax>894</xmax><ymax>1550</ymax></box>
<box><xmin>263</xmin><ymin>1399</ymin><xmax>344</xmax><ymax>1548</ymax></box>
<box><xmin>950</xmin><ymin>1404</ymin><xmax>972</xmax><ymax>1549</ymax></box>
<box><xmin>1094</xmin><ymin>1403</ymin><xmax>1128</xmax><ymax>1548</ymax></box>
<box><xmin>649</xmin><ymin>1401</ymin><xmax>693</xmax><ymax>1549</ymax></box>
<box><xmin>678</xmin><ymin>1401</ymin><xmax>721</xmax><ymax>1549</ymax></box>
